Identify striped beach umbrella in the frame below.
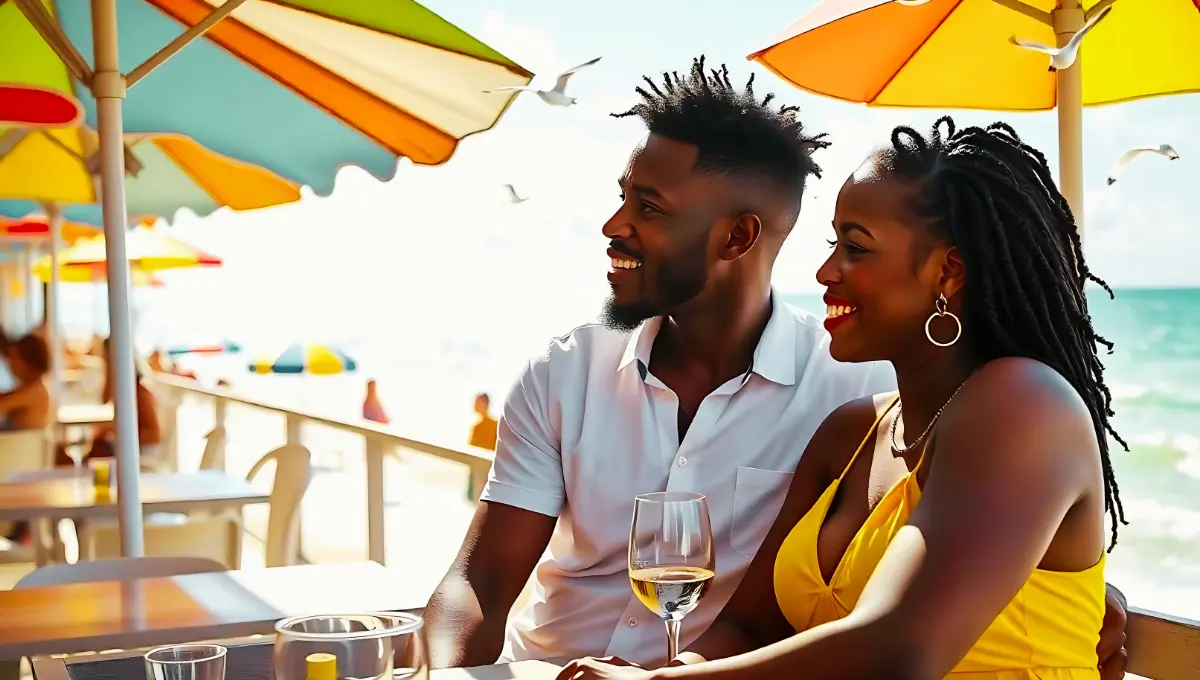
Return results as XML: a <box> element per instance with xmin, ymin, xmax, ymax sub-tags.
<box><xmin>249</xmin><ymin>343</ymin><xmax>357</xmax><ymax>375</ymax></box>
<box><xmin>167</xmin><ymin>340</ymin><xmax>242</xmax><ymax>356</ymax></box>
<box><xmin>0</xmin><ymin>126</ymin><xmax>302</xmax><ymax>224</ymax></box>
<box><xmin>0</xmin><ymin>0</ymin><xmax>533</xmax><ymax>221</ymax></box>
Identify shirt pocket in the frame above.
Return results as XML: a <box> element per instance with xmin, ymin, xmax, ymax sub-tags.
<box><xmin>730</xmin><ymin>465</ymin><xmax>794</xmax><ymax>559</ymax></box>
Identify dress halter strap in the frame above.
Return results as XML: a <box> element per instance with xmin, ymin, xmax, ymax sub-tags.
<box><xmin>836</xmin><ymin>395</ymin><xmax>901</xmax><ymax>481</ymax></box>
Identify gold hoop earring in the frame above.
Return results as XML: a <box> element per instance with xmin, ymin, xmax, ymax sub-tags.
<box><xmin>925</xmin><ymin>293</ymin><xmax>962</xmax><ymax>347</ymax></box>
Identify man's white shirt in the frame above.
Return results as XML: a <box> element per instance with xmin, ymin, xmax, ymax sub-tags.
<box><xmin>480</xmin><ymin>294</ymin><xmax>897</xmax><ymax>667</ymax></box>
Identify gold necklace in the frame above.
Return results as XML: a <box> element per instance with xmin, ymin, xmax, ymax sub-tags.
<box><xmin>889</xmin><ymin>380</ymin><xmax>969</xmax><ymax>455</ymax></box>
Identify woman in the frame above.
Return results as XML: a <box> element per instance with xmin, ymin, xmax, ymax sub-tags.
<box><xmin>558</xmin><ymin>119</ymin><xmax>1125</xmax><ymax>679</ymax></box>
<box><xmin>0</xmin><ymin>333</ymin><xmax>52</xmax><ymax>430</ymax></box>
<box><xmin>90</xmin><ymin>337</ymin><xmax>162</xmax><ymax>463</ymax></box>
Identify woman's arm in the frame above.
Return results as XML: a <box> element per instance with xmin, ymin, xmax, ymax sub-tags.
<box><xmin>647</xmin><ymin>359</ymin><xmax>1101</xmax><ymax>680</ymax></box>
<box><xmin>675</xmin><ymin>396</ymin><xmax>885</xmax><ymax>665</ymax></box>
<box><xmin>548</xmin><ymin>359</ymin><xmax>1099</xmax><ymax>680</ymax></box>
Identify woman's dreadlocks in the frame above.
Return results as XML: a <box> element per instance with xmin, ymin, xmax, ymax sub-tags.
<box><xmin>880</xmin><ymin>116</ymin><xmax>1127</xmax><ymax>549</ymax></box>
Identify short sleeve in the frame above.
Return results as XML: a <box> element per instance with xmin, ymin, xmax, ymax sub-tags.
<box><xmin>480</xmin><ymin>353</ymin><xmax>565</xmax><ymax>517</ymax></box>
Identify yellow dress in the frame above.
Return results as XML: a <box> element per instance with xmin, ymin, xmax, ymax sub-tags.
<box><xmin>774</xmin><ymin>397</ymin><xmax>1105</xmax><ymax>678</ymax></box>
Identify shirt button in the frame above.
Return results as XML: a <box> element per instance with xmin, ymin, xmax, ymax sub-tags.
<box><xmin>677</xmin><ymin>456</ymin><xmax>688</xmax><ymax>468</ymax></box>
<box><xmin>628</xmin><ymin>617</ymin><xmax>639</xmax><ymax>627</ymax></box>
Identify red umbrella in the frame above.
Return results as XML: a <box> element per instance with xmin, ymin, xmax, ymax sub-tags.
<box><xmin>0</xmin><ymin>84</ymin><xmax>83</xmax><ymax>127</ymax></box>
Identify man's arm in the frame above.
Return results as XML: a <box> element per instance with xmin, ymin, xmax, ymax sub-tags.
<box><xmin>423</xmin><ymin>501</ymin><xmax>555</xmax><ymax>668</ymax></box>
<box><xmin>423</xmin><ymin>352</ymin><xmax>565</xmax><ymax>668</ymax></box>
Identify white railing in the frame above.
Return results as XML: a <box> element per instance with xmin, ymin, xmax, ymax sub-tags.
<box><xmin>147</xmin><ymin>375</ymin><xmax>1200</xmax><ymax>680</ymax></box>
<box><xmin>149</xmin><ymin>373</ymin><xmax>494</xmax><ymax>566</ymax></box>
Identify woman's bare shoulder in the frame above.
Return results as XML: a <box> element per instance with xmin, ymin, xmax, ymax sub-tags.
<box><xmin>806</xmin><ymin>393</ymin><xmax>899</xmax><ymax>478</ymax></box>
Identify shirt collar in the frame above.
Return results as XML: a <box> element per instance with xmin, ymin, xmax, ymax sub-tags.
<box><xmin>617</xmin><ymin>289</ymin><xmax>797</xmax><ymax>386</ymax></box>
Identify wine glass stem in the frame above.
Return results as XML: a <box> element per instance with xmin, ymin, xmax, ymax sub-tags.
<box><xmin>664</xmin><ymin>618</ymin><xmax>682</xmax><ymax>662</ymax></box>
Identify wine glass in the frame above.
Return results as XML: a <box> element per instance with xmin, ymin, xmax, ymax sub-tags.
<box><xmin>628</xmin><ymin>492</ymin><xmax>715</xmax><ymax>663</ymax></box>
<box><xmin>273</xmin><ymin>612</ymin><xmax>428</xmax><ymax>680</ymax></box>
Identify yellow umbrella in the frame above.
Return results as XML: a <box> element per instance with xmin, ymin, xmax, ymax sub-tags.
<box><xmin>749</xmin><ymin>0</ymin><xmax>1200</xmax><ymax>232</ymax></box>
<box><xmin>34</xmin><ymin>227</ymin><xmax>222</xmax><ymax>275</ymax></box>
<box><xmin>34</xmin><ymin>257</ymin><xmax>166</xmax><ymax>286</ymax></box>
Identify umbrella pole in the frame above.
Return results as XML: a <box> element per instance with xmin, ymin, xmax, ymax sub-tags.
<box><xmin>92</xmin><ymin>0</ymin><xmax>145</xmax><ymax>558</ymax></box>
<box><xmin>1054</xmin><ymin>3</ymin><xmax>1085</xmax><ymax>241</ymax></box>
<box><xmin>22</xmin><ymin>249</ymin><xmax>33</xmax><ymax>330</ymax></box>
<box><xmin>44</xmin><ymin>203</ymin><xmax>64</xmax><ymax>428</ymax></box>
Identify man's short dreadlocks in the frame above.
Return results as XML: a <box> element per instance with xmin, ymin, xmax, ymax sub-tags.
<box><xmin>612</xmin><ymin>56</ymin><xmax>829</xmax><ymax>217</ymax></box>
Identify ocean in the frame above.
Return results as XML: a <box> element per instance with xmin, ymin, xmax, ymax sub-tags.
<box><xmin>47</xmin><ymin>284</ymin><xmax>1200</xmax><ymax>620</ymax></box>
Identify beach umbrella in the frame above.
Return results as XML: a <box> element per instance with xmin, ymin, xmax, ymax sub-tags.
<box><xmin>34</xmin><ymin>227</ymin><xmax>222</xmax><ymax>274</ymax></box>
<box><xmin>748</xmin><ymin>0</ymin><xmax>1200</xmax><ymax>235</ymax></box>
<box><xmin>0</xmin><ymin>215</ymin><xmax>101</xmax><ymax>246</ymax></box>
<box><xmin>167</xmin><ymin>339</ymin><xmax>242</xmax><ymax>356</ymax></box>
<box><xmin>33</xmin><ymin>260</ymin><xmax>165</xmax><ymax>287</ymax></box>
<box><xmin>250</xmin><ymin>344</ymin><xmax>358</xmax><ymax>376</ymax></box>
<box><xmin>4</xmin><ymin>0</ymin><xmax>529</xmax><ymax>559</ymax></box>
<box><xmin>0</xmin><ymin>126</ymin><xmax>302</xmax><ymax>223</ymax></box>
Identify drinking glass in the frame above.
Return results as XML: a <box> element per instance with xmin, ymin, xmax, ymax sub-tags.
<box><xmin>628</xmin><ymin>492</ymin><xmax>715</xmax><ymax>663</ymax></box>
<box><xmin>273</xmin><ymin>612</ymin><xmax>428</xmax><ymax>680</ymax></box>
<box><xmin>144</xmin><ymin>644</ymin><xmax>227</xmax><ymax>680</ymax></box>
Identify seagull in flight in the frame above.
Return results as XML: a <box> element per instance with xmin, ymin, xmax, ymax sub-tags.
<box><xmin>1107</xmin><ymin>144</ymin><xmax>1180</xmax><ymax>185</ymax></box>
<box><xmin>484</xmin><ymin>57</ymin><xmax>602</xmax><ymax>107</ymax></box>
<box><xmin>504</xmin><ymin>184</ymin><xmax>530</xmax><ymax>204</ymax></box>
<box><xmin>1009</xmin><ymin>5</ymin><xmax>1112</xmax><ymax>71</ymax></box>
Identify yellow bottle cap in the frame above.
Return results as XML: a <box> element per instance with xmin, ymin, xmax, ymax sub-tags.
<box><xmin>305</xmin><ymin>652</ymin><xmax>337</xmax><ymax>680</ymax></box>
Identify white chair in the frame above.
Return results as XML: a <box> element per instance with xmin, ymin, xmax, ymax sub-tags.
<box><xmin>79</xmin><ymin>444</ymin><xmax>312</xmax><ymax>569</ymax></box>
<box><xmin>0</xmin><ymin>427</ymin><xmax>53</xmax><ymax>481</ymax></box>
<box><xmin>0</xmin><ymin>557</ymin><xmax>227</xmax><ymax>680</ymax></box>
<box><xmin>197</xmin><ymin>426</ymin><xmax>227</xmax><ymax>471</ymax></box>
<box><xmin>0</xmin><ymin>428</ymin><xmax>54</xmax><ymax>556</ymax></box>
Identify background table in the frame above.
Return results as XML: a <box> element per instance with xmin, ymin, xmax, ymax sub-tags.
<box><xmin>3</xmin><ymin>562</ymin><xmax>430</xmax><ymax>661</ymax></box>
<box><xmin>56</xmin><ymin>404</ymin><xmax>114</xmax><ymax>427</ymax></box>
<box><xmin>0</xmin><ymin>471</ymin><xmax>267</xmax><ymax>522</ymax></box>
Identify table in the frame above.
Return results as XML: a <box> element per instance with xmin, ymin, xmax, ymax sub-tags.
<box><xmin>33</xmin><ymin>655</ymin><xmax>565</xmax><ymax>680</ymax></box>
<box><xmin>3</xmin><ymin>562</ymin><xmax>432</xmax><ymax>661</ymax></box>
<box><xmin>56</xmin><ymin>403</ymin><xmax>114</xmax><ymax>427</ymax></box>
<box><xmin>0</xmin><ymin>470</ymin><xmax>268</xmax><ymax>522</ymax></box>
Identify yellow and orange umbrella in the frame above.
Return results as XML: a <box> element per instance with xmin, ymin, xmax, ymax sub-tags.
<box><xmin>749</xmin><ymin>0</ymin><xmax>1200</xmax><ymax>232</ymax></box>
<box><xmin>35</xmin><ymin>227</ymin><xmax>221</xmax><ymax>276</ymax></box>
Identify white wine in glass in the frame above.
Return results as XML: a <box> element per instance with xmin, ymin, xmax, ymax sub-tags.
<box><xmin>628</xmin><ymin>491</ymin><xmax>714</xmax><ymax>663</ymax></box>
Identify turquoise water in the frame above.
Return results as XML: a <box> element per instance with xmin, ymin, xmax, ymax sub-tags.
<box><xmin>54</xmin><ymin>285</ymin><xmax>1200</xmax><ymax>619</ymax></box>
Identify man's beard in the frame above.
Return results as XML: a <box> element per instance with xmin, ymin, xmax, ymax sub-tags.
<box><xmin>601</xmin><ymin>249</ymin><xmax>709</xmax><ymax>333</ymax></box>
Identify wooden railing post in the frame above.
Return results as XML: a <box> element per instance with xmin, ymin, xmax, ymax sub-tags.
<box><xmin>161</xmin><ymin>390</ymin><xmax>180</xmax><ymax>471</ymax></box>
<box><xmin>364</xmin><ymin>435</ymin><xmax>387</xmax><ymax>565</ymax></box>
<box><xmin>285</xmin><ymin>413</ymin><xmax>303</xmax><ymax>446</ymax></box>
<box><xmin>212</xmin><ymin>395</ymin><xmax>228</xmax><ymax>471</ymax></box>
<box><xmin>284</xmin><ymin>412</ymin><xmax>305</xmax><ymax>560</ymax></box>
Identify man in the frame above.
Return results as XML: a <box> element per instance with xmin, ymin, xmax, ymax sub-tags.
<box><xmin>422</xmin><ymin>57</ymin><xmax>1129</xmax><ymax>676</ymax></box>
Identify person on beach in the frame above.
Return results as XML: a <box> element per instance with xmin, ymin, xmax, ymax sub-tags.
<box><xmin>421</xmin><ymin>58</ymin><xmax>1129</xmax><ymax>677</ymax></box>
<box><xmin>468</xmin><ymin>392</ymin><xmax>498</xmax><ymax>450</ymax></box>
<box><xmin>557</xmin><ymin>118</ymin><xmax>1128</xmax><ymax>678</ymax></box>
<box><xmin>90</xmin><ymin>337</ymin><xmax>162</xmax><ymax>466</ymax></box>
<box><xmin>362</xmin><ymin>378</ymin><xmax>390</xmax><ymax>425</ymax></box>
<box><xmin>0</xmin><ymin>333</ymin><xmax>51</xmax><ymax>431</ymax></box>
<box><xmin>0</xmin><ymin>333</ymin><xmax>53</xmax><ymax>546</ymax></box>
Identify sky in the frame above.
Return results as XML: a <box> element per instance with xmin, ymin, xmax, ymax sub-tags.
<box><xmin>140</xmin><ymin>0</ymin><xmax>1200</xmax><ymax>346</ymax></box>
